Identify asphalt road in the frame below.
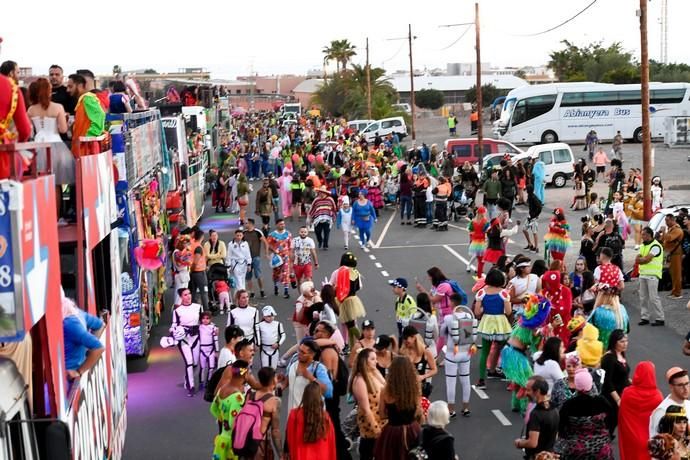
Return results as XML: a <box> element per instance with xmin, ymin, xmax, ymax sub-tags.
<box><xmin>123</xmin><ymin>117</ymin><xmax>690</xmax><ymax>460</ymax></box>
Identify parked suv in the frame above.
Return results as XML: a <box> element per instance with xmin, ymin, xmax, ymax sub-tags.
<box><xmin>511</xmin><ymin>142</ymin><xmax>575</xmax><ymax>188</ymax></box>
<box><xmin>361</xmin><ymin>116</ymin><xmax>408</xmax><ymax>142</ymax></box>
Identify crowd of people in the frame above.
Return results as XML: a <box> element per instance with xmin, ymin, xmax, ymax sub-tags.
<box><xmin>157</xmin><ymin>107</ymin><xmax>690</xmax><ymax>460</ymax></box>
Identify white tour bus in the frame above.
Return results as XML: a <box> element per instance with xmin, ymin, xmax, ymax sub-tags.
<box><xmin>494</xmin><ymin>82</ymin><xmax>690</xmax><ymax>144</ymax></box>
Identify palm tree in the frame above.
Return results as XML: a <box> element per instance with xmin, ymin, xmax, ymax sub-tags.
<box><xmin>322</xmin><ymin>39</ymin><xmax>357</xmax><ymax>75</ymax></box>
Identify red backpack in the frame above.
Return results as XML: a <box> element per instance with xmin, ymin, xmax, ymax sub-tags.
<box><xmin>232</xmin><ymin>392</ymin><xmax>273</xmax><ymax>457</ymax></box>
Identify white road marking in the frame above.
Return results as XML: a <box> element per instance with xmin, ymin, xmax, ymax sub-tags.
<box><xmin>381</xmin><ymin>270</ymin><xmax>390</xmax><ymax>277</ymax></box>
<box><xmin>443</xmin><ymin>245</ymin><xmax>471</xmax><ymax>265</ymax></box>
<box><xmin>372</xmin><ymin>210</ymin><xmax>396</xmax><ymax>248</ymax></box>
<box><xmin>377</xmin><ymin>243</ymin><xmax>468</xmax><ymax>250</ymax></box>
<box><xmin>472</xmin><ymin>385</ymin><xmax>489</xmax><ymax>400</ymax></box>
<box><xmin>444</xmin><ymin>244</ymin><xmax>475</xmax><ymax>272</ymax></box>
<box><xmin>491</xmin><ymin>409</ymin><xmax>512</xmax><ymax>426</ymax></box>
<box><xmin>369</xmin><ymin>255</ymin><xmax>376</xmax><ymax>260</ymax></box>
<box><xmin>363</xmin><ymin>247</ymin><xmax>370</xmax><ymax>253</ymax></box>
<box><xmin>375</xmin><ymin>262</ymin><xmax>383</xmax><ymax>268</ymax></box>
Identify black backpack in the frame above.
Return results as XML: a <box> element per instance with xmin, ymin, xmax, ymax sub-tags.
<box><xmin>204</xmin><ymin>364</ymin><xmax>228</xmax><ymax>402</ymax></box>
<box><xmin>324</xmin><ymin>346</ymin><xmax>349</xmax><ymax>397</ymax></box>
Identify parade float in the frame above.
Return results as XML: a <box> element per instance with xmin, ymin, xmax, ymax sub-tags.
<box><xmin>109</xmin><ymin>109</ymin><xmax>170</xmax><ymax>357</ymax></box>
<box><xmin>0</xmin><ymin>138</ymin><xmax>127</xmax><ymax>459</ymax></box>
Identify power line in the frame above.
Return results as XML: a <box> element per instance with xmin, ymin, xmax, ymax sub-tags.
<box><xmin>381</xmin><ymin>42</ymin><xmax>405</xmax><ymax>64</ymax></box>
<box><xmin>514</xmin><ymin>0</ymin><xmax>598</xmax><ymax>37</ymax></box>
<box><xmin>439</xmin><ymin>24</ymin><xmax>473</xmax><ymax>51</ymax></box>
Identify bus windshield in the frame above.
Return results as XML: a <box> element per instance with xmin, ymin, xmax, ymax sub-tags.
<box><xmin>499</xmin><ymin>98</ymin><xmax>516</xmax><ymax>126</ymax></box>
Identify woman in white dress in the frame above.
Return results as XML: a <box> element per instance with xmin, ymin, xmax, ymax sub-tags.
<box><xmin>27</xmin><ymin>78</ymin><xmax>73</xmax><ymax>184</ymax></box>
<box><xmin>508</xmin><ymin>255</ymin><xmax>540</xmax><ymax>321</ymax></box>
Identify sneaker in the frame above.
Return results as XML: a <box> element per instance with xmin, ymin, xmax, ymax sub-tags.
<box><xmin>283</xmin><ymin>292</ymin><xmax>290</xmax><ymax>299</ymax></box>
<box><xmin>652</xmin><ymin>320</ymin><xmax>666</xmax><ymax>326</ymax></box>
<box><xmin>466</xmin><ymin>266</ymin><xmax>471</xmax><ymax>273</ymax></box>
<box><xmin>462</xmin><ymin>409</ymin><xmax>471</xmax><ymax>417</ymax></box>
<box><xmin>523</xmin><ymin>245</ymin><xmax>531</xmax><ymax>250</ymax></box>
<box><xmin>344</xmin><ymin>245</ymin><xmax>349</xmax><ymax>250</ymax></box>
<box><xmin>475</xmin><ymin>379</ymin><xmax>486</xmax><ymax>389</ymax></box>
<box><xmin>488</xmin><ymin>369</ymin><xmax>506</xmax><ymax>380</ymax></box>
<box><xmin>449</xmin><ymin>411</ymin><xmax>457</xmax><ymax>419</ymax></box>
<box><xmin>260</xmin><ymin>290</ymin><xmax>266</xmax><ymax>298</ymax></box>
<box><xmin>187</xmin><ymin>388</ymin><xmax>195</xmax><ymax>397</ymax></box>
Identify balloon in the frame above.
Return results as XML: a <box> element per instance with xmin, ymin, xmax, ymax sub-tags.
<box><xmin>307</xmin><ymin>154</ymin><xmax>315</xmax><ymax>163</ymax></box>
<box><xmin>316</xmin><ymin>154</ymin><xmax>324</xmax><ymax>164</ymax></box>
<box><xmin>292</xmin><ymin>153</ymin><xmax>300</xmax><ymax>163</ymax></box>
<box><xmin>396</xmin><ymin>160</ymin><xmax>405</xmax><ymax>169</ymax></box>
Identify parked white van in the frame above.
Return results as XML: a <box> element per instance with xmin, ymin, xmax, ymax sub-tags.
<box><xmin>361</xmin><ymin>116</ymin><xmax>408</xmax><ymax>143</ymax></box>
<box><xmin>511</xmin><ymin>142</ymin><xmax>575</xmax><ymax>188</ymax></box>
<box><xmin>348</xmin><ymin>119</ymin><xmax>376</xmax><ymax>133</ymax></box>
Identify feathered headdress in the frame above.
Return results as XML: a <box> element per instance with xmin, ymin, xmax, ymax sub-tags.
<box><xmin>519</xmin><ymin>294</ymin><xmax>552</xmax><ymax>329</ymax></box>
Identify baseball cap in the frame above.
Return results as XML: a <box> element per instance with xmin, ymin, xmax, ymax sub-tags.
<box><xmin>362</xmin><ymin>319</ymin><xmax>375</xmax><ymax>329</ymax></box>
<box><xmin>388</xmin><ymin>278</ymin><xmax>408</xmax><ymax>289</ymax></box>
<box><xmin>667</xmin><ymin>366</ymin><xmax>687</xmax><ymax>383</ymax></box>
<box><xmin>374</xmin><ymin>334</ymin><xmax>392</xmax><ymax>350</ymax></box>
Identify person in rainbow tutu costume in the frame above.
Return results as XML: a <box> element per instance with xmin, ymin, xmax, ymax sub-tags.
<box><xmin>500</xmin><ymin>293</ymin><xmax>552</xmax><ymax>414</ymax></box>
<box><xmin>544</xmin><ymin>207</ymin><xmax>572</xmax><ymax>262</ymax></box>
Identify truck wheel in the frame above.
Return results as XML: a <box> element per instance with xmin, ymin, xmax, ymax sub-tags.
<box><xmin>541</xmin><ymin>130</ymin><xmax>558</xmax><ymax>144</ymax></box>
<box><xmin>552</xmin><ymin>173</ymin><xmax>567</xmax><ymax>188</ymax></box>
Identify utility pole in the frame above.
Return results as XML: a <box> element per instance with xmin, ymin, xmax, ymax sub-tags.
<box><xmin>366</xmin><ymin>37</ymin><xmax>372</xmax><ymax>120</ymax></box>
<box><xmin>639</xmin><ymin>0</ymin><xmax>652</xmax><ymax>220</ymax></box>
<box><xmin>475</xmin><ymin>2</ymin><xmax>483</xmax><ymax>164</ymax></box>
<box><xmin>408</xmin><ymin>24</ymin><xmax>417</xmax><ymax>141</ymax></box>
<box><xmin>438</xmin><ymin>5</ymin><xmax>482</xmax><ymax>159</ymax></box>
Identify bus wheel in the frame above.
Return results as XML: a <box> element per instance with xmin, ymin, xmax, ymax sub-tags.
<box><xmin>633</xmin><ymin>127</ymin><xmax>643</xmax><ymax>143</ymax></box>
<box><xmin>541</xmin><ymin>130</ymin><xmax>558</xmax><ymax>144</ymax></box>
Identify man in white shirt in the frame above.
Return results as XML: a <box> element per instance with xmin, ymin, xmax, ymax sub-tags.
<box><xmin>292</xmin><ymin>226</ymin><xmax>318</xmax><ymax>286</ymax></box>
<box><xmin>650</xmin><ymin>367</ymin><xmax>690</xmax><ymax>437</ymax></box>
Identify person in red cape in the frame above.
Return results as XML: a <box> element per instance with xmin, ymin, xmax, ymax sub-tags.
<box><xmin>541</xmin><ymin>268</ymin><xmax>573</xmax><ymax>344</ymax></box>
<box><xmin>618</xmin><ymin>361</ymin><xmax>663</xmax><ymax>460</ymax></box>
<box><xmin>286</xmin><ymin>381</ymin><xmax>336</xmax><ymax>460</ymax></box>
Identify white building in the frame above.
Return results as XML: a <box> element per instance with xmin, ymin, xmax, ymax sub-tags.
<box><xmin>389</xmin><ymin>74</ymin><xmax>528</xmax><ymax>104</ymax></box>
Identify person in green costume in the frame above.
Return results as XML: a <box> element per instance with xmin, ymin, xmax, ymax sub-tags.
<box><xmin>211</xmin><ymin>360</ymin><xmax>249</xmax><ymax>460</ymax></box>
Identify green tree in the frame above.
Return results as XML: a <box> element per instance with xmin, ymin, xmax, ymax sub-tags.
<box><xmin>143</xmin><ymin>68</ymin><xmax>158</xmax><ymax>74</ymax></box>
<box><xmin>601</xmin><ymin>67</ymin><xmax>640</xmax><ymax>84</ymax></box>
<box><xmin>650</xmin><ymin>60</ymin><xmax>690</xmax><ymax>82</ymax></box>
<box><xmin>311</xmin><ymin>65</ymin><xmax>398</xmax><ymax>119</ymax></box>
<box><xmin>414</xmin><ymin>89</ymin><xmax>444</xmax><ymax>110</ymax></box>
<box><xmin>514</xmin><ymin>69</ymin><xmax>527</xmax><ymax>79</ymax></box>
<box><xmin>464</xmin><ymin>84</ymin><xmax>507</xmax><ymax>107</ymax></box>
<box><xmin>548</xmin><ymin>40</ymin><xmax>638</xmax><ymax>82</ymax></box>
<box><xmin>322</xmin><ymin>39</ymin><xmax>357</xmax><ymax>74</ymax></box>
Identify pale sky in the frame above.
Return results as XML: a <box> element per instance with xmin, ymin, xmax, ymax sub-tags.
<box><xmin>3</xmin><ymin>0</ymin><xmax>687</xmax><ymax>79</ymax></box>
